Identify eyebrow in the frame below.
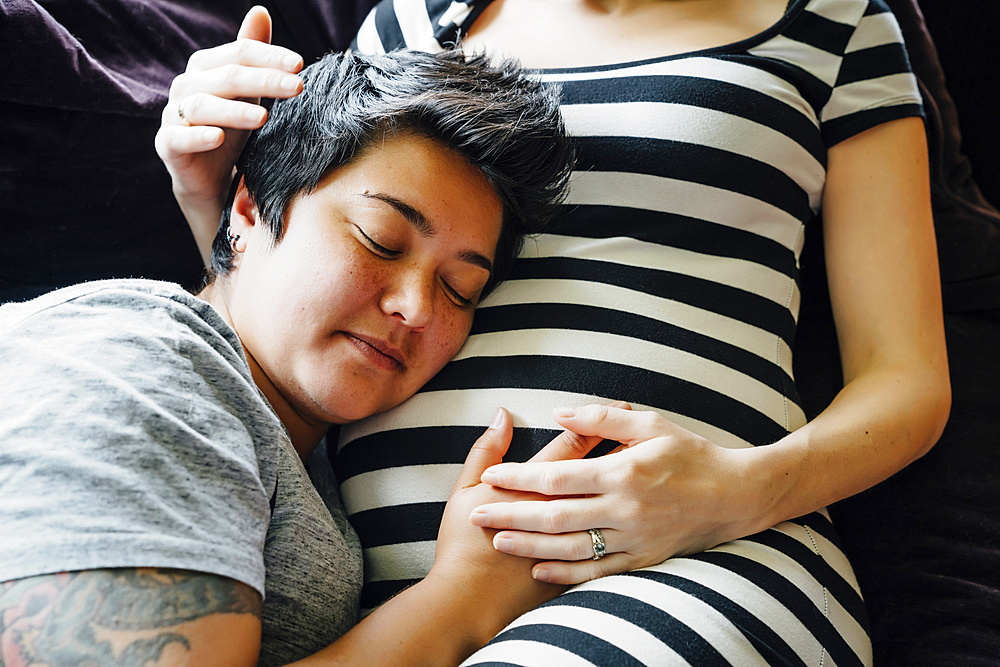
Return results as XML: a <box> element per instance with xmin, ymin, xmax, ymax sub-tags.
<box><xmin>358</xmin><ymin>192</ymin><xmax>494</xmax><ymax>274</ymax></box>
<box><xmin>361</xmin><ymin>192</ymin><xmax>432</xmax><ymax>236</ymax></box>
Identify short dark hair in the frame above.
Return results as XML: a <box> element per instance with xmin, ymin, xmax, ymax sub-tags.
<box><xmin>211</xmin><ymin>49</ymin><xmax>574</xmax><ymax>298</ymax></box>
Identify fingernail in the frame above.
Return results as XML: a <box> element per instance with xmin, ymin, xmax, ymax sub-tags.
<box><xmin>553</xmin><ymin>407</ymin><xmax>576</xmax><ymax>419</ymax></box>
<box><xmin>280</xmin><ymin>75</ymin><xmax>300</xmax><ymax>91</ymax></box>
<box><xmin>282</xmin><ymin>54</ymin><xmax>301</xmax><ymax>69</ymax></box>
<box><xmin>480</xmin><ymin>470</ymin><xmax>499</xmax><ymax>486</ymax></box>
<box><xmin>469</xmin><ymin>508</ymin><xmax>488</xmax><ymax>526</ymax></box>
<box><xmin>533</xmin><ymin>567</ymin><xmax>552</xmax><ymax>583</ymax></box>
<box><xmin>493</xmin><ymin>535</ymin><xmax>513</xmax><ymax>552</ymax></box>
<box><xmin>489</xmin><ymin>407</ymin><xmax>504</xmax><ymax>430</ymax></box>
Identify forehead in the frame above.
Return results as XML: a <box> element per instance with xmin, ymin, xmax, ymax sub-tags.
<box><xmin>344</xmin><ymin>131</ymin><xmax>494</xmax><ymax>193</ymax></box>
<box><xmin>313</xmin><ymin>133</ymin><xmax>504</xmax><ymax>245</ymax></box>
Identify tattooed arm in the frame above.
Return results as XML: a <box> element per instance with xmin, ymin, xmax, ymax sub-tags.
<box><xmin>0</xmin><ymin>569</ymin><xmax>262</xmax><ymax>667</ymax></box>
<box><xmin>0</xmin><ymin>415</ymin><xmax>567</xmax><ymax>667</ymax></box>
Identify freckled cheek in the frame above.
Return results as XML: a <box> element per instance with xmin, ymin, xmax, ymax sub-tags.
<box><xmin>332</xmin><ymin>251</ymin><xmax>389</xmax><ymax>302</ymax></box>
<box><xmin>427</xmin><ymin>312</ymin><xmax>475</xmax><ymax>366</ymax></box>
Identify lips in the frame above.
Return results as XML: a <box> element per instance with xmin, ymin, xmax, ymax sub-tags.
<box><xmin>346</xmin><ymin>333</ymin><xmax>404</xmax><ymax>371</ymax></box>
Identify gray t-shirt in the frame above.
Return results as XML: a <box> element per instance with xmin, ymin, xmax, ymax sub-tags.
<box><xmin>0</xmin><ymin>279</ymin><xmax>362</xmax><ymax>666</ymax></box>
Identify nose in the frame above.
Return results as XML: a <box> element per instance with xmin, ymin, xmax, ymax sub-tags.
<box><xmin>380</xmin><ymin>267</ymin><xmax>435</xmax><ymax>330</ymax></box>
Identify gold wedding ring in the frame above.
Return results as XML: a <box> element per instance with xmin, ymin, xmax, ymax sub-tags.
<box><xmin>588</xmin><ymin>528</ymin><xmax>606</xmax><ymax>560</ymax></box>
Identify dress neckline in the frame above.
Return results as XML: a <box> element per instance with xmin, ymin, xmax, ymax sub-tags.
<box><xmin>456</xmin><ymin>0</ymin><xmax>810</xmax><ymax>73</ymax></box>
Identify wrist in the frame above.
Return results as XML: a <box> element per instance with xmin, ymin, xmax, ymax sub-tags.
<box><xmin>422</xmin><ymin>553</ymin><xmax>564</xmax><ymax>656</ymax></box>
<box><xmin>738</xmin><ymin>437</ymin><xmax>809</xmax><ymax>533</ymax></box>
<box><xmin>421</xmin><ymin>567</ymin><xmax>507</xmax><ymax>657</ymax></box>
<box><xmin>299</xmin><ymin>570</ymin><xmax>496</xmax><ymax>667</ymax></box>
<box><xmin>173</xmin><ymin>182</ymin><xmax>227</xmax><ymax>210</ymax></box>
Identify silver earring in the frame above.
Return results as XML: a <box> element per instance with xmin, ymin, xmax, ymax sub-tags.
<box><xmin>227</xmin><ymin>227</ymin><xmax>241</xmax><ymax>253</ymax></box>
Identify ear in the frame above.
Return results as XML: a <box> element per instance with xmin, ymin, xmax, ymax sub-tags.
<box><xmin>228</xmin><ymin>177</ymin><xmax>259</xmax><ymax>254</ymax></box>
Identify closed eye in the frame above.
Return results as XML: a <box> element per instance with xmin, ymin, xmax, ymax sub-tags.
<box><xmin>442</xmin><ymin>280</ymin><xmax>475</xmax><ymax>309</ymax></box>
<box><xmin>357</xmin><ymin>226</ymin><xmax>401</xmax><ymax>258</ymax></box>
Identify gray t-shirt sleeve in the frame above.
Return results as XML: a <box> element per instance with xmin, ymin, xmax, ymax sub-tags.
<box><xmin>0</xmin><ymin>281</ymin><xmax>281</xmax><ymax>597</ymax></box>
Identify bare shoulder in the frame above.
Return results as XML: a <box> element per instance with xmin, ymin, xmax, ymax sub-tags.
<box><xmin>0</xmin><ymin>568</ymin><xmax>262</xmax><ymax>666</ymax></box>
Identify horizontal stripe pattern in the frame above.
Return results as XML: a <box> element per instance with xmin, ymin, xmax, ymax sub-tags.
<box><xmin>482</xmin><ymin>579</ymin><xmax>774</xmax><ymax>667</ymax></box>
<box><xmin>438</xmin><ymin>338</ymin><xmax>800</xmax><ymax>429</ymax></box>
<box><xmin>505</xmin><ymin>255</ymin><xmax>799</xmax><ymax>345</ymax></box>
<box><xmin>344</xmin><ymin>0</ymin><xmax>917</xmax><ymax>661</ymax></box>
<box><xmin>465</xmin><ymin>303</ymin><xmax>798</xmax><ymax>397</ymax></box>
<box><xmin>560</xmin><ymin>170</ymin><xmax>807</xmax><ymax>252</ymax></box>
<box><xmin>566</xmin><ymin>131</ymin><xmax>818</xmax><ymax>220</ymax></box>
<box><xmin>475</xmin><ymin>279</ymin><xmax>795</xmax><ymax>368</ymax></box>
<box><xmin>538</xmin><ymin>205</ymin><xmax>799</xmax><ymax>275</ymax></box>
<box><xmin>339</xmin><ymin>389</ymin><xmax>755</xmax><ymax>452</ymax></box>
<box><xmin>463</xmin><ymin>514</ymin><xmax>870</xmax><ymax>665</ymax></box>
<box><xmin>519</xmin><ymin>234</ymin><xmax>797</xmax><ymax>308</ymax></box>
<box><xmin>845</xmin><ymin>10</ymin><xmax>909</xmax><ymax>52</ymax></box>
<box><xmin>418</xmin><ymin>355</ymin><xmax>794</xmax><ymax>441</ymax></box>
<box><xmin>557</xmin><ymin>77</ymin><xmax>827</xmax><ymax>168</ymax></box>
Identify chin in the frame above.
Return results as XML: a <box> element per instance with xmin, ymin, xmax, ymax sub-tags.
<box><xmin>315</xmin><ymin>381</ymin><xmax>412</xmax><ymax>425</ymax></box>
<box><xmin>321</xmin><ymin>395</ymin><xmax>393</xmax><ymax>425</ymax></box>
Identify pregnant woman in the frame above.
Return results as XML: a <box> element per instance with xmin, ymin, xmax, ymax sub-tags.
<box><xmin>161</xmin><ymin>1</ymin><xmax>951</xmax><ymax>663</ymax></box>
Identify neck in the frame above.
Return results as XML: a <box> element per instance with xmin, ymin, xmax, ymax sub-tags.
<box><xmin>585</xmin><ymin>0</ymin><xmax>666</xmax><ymax>13</ymax></box>
<box><xmin>241</xmin><ymin>351</ymin><xmax>330</xmax><ymax>461</ymax></box>
<box><xmin>198</xmin><ymin>280</ymin><xmax>327</xmax><ymax>461</ymax></box>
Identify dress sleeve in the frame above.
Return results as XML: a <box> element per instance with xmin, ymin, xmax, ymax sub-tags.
<box><xmin>820</xmin><ymin>0</ymin><xmax>924</xmax><ymax>146</ymax></box>
<box><xmin>0</xmin><ymin>284</ymin><xmax>278</xmax><ymax>597</ymax></box>
<box><xmin>351</xmin><ymin>0</ymin><xmax>484</xmax><ymax>54</ymax></box>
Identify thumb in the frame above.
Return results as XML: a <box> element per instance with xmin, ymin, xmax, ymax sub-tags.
<box><xmin>237</xmin><ymin>5</ymin><xmax>272</xmax><ymax>44</ymax></box>
<box><xmin>453</xmin><ymin>408</ymin><xmax>513</xmax><ymax>491</ymax></box>
<box><xmin>528</xmin><ymin>401</ymin><xmax>632</xmax><ymax>463</ymax></box>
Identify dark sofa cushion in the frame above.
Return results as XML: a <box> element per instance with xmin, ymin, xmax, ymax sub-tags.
<box><xmin>917</xmin><ymin>0</ymin><xmax>1000</xmax><ymax>215</ymax></box>
<box><xmin>0</xmin><ymin>0</ymin><xmax>374</xmax><ymax>303</ymax></box>
<box><xmin>0</xmin><ymin>1</ymin><xmax>249</xmax><ymax>302</ymax></box>
<box><xmin>894</xmin><ymin>0</ymin><xmax>1000</xmax><ymax>312</ymax></box>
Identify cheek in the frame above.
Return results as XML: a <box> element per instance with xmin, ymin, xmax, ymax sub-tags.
<box><xmin>424</xmin><ymin>311</ymin><xmax>475</xmax><ymax>370</ymax></box>
<box><xmin>320</xmin><ymin>248</ymin><xmax>387</xmax><ymax>307</ymax></box>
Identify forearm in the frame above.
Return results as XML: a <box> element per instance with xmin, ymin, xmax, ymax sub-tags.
<box><xmin>175</xmin><ymin>185</ymin><xmax>227</xmax><ymax>268</ymax></box>
<box><xmin>744</xmin><ymin>116</ymin><xmax>953</xmax><ymax>529</ymax></box>
<box><xmin>746</xmin><ymin>358</ymin><xmax>951</xmax><ymax>533</ymax></box>
<box><xmin>290</xmin><ymin>567</ymin><xmax>547</xmax><ymax>667</ymax></box>
<box><xmin>291</xmin><ymin>410</ymin><xmax>564</xmax><ymax>666</ymax></box>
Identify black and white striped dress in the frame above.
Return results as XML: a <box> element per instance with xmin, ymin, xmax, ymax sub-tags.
<box><xmin>336</xmin><ymin>0</ymin><xmax>922</xmax><ymax>663</ymax></box>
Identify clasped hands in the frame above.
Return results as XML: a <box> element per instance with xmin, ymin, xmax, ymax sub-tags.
<box><xmin>466</xmin><ymin>403</ymin><xmax>761</xmax><ymax>585</ymax></box>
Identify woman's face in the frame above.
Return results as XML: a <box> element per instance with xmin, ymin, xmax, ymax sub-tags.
<box><xmin>223</xmin><ymin>133</ymin><xmax>503</xmax><ymax>431</ymax></box>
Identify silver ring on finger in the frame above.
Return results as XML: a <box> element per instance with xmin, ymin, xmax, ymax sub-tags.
<box><xmin>588</xmin><ymin>528</ymin><xmax>606</xmax><ymax>560</ymax></box>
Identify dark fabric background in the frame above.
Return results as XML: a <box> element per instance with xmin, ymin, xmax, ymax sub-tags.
<box><xmin>0</xmin><ymin>0</ymin><xmax>377</xmax><ymax>302</ymax></box>
<box><xmin>796</xmin><ymin>1</ymin><xmax>1000</xmax><ymax>663</ymax></box>
<box><xmin>919</xmin><ymin>1</ymin><xmax>999</xmax><ymax>214</ymax></box>
<box><xmin>0</xmin><ymin>0</ymin><xmax>997</xmax><ymax>662</ymax></box>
